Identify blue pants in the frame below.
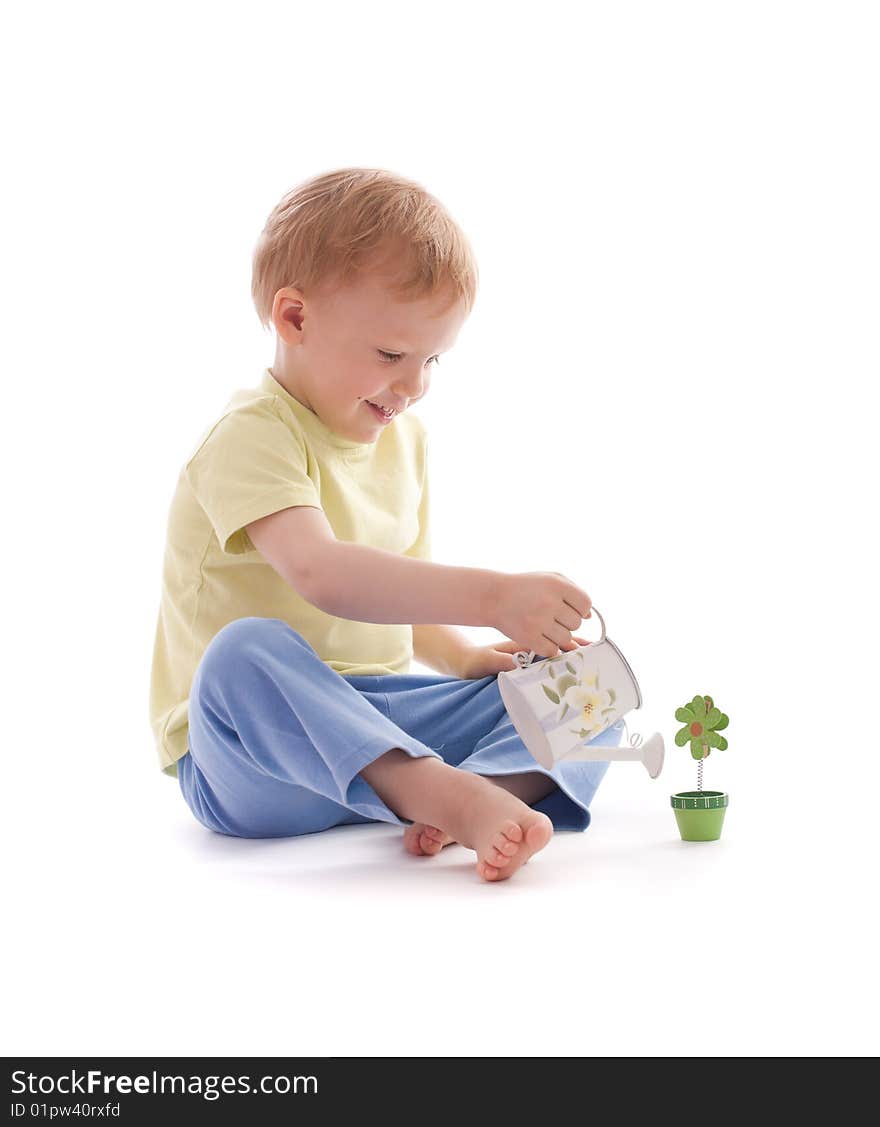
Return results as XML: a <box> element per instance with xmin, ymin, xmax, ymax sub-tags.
<box><xmin>177</xmin><ymin>616</ymin><xmax>623</xmax><ymax>839</ymax></box>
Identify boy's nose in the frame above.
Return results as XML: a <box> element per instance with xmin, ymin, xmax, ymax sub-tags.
<box><xmin>392</xmin><ymin>366</ymin><xmax>428</xmax><ymax>403</ymax></box>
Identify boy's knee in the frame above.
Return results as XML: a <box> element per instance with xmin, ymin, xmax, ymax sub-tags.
<box><xmin>199</xmin><ymin>616</ymin><xmax>312</xmax><ymax>681</ymax></box>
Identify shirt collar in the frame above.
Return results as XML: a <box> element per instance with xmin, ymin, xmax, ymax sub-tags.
<box><xmin>260</xmin><ymin>368</ymin><xmax>374</xmax><ymax>453</ymax></box>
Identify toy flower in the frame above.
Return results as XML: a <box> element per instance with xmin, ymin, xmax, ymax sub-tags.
<box><xmin>675</xmin><ymin>694</ymin><xmax>729</xmax><ymax>760</ymax></box>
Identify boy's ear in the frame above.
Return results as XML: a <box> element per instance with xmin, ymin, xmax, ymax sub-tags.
<box><xmin>272</xmin><ymin>287</ymin><xmax>306</xmax><ymax>340</ymax></box>
<box><xmin>283</xmin><ymin>304</ymin><xmax>304</xmax><ymax>332</ymax></box>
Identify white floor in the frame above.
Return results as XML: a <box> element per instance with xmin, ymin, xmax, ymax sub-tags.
<box><xmin>7</xmin><ymin>731</ymin><xmax>877</xmax><ymax>1058</ymax></box>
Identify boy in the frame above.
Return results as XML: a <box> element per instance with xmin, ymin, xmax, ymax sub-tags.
<box><xmin>149</xmin><ymin>167</ymin><xmax>622</xmax><ymax>882</ymax></box>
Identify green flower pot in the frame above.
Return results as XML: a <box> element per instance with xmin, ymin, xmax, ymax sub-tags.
<box><xmin>671</xmin><ymin>791</ymin><xmax>728</xmax><ymax>841</ymax></box>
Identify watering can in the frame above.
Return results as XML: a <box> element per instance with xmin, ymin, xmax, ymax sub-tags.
<box><xmin>497</xmin><ymin>606</ymin><xmax>664</xmax><ymax>777</ymax></box>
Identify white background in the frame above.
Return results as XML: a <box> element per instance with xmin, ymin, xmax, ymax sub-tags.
<box><xmin>3</xmin><ymin>0</ymin><xmax>878</xmax><ymax>1058</ymax></box>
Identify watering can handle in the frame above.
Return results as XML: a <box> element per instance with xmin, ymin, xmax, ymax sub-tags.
<box><xmin>512</xmin><ymin>605</ymin><xmax>607</xmax><ymax>669</ymax></box>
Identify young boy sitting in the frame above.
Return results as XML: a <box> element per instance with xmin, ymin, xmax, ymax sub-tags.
<box><xmin>149</xmin><ymin>167</ymin><xmax>621</xmax><ymax>882</ymax></box>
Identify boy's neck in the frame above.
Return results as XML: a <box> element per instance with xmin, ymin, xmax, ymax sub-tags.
<box><xmin>269</xmin><ymin>352</ymin><xmax>313</xmax><ymax>414</ymax></box>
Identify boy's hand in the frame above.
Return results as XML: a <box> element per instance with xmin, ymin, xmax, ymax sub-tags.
<box><xmin>488</xmin><ymin>571</ymin><xmax>593</xmax><ymax>660</ymax></box>
<box><xmin>459</xmin><ymin>635</ymin><xmax>593</xmax><ymax>679</ymax></box>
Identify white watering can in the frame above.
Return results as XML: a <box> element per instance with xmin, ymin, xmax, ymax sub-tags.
<box><xmin>497</xmin><ymin>606</ymin><xmax>664</xmax><ymax>778</ymax></box>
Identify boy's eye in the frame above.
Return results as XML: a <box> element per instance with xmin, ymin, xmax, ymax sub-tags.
<box><xmin>378</xmin><ymin>350</ymin><xmax>440</xmax><ymax>366</ymax></box>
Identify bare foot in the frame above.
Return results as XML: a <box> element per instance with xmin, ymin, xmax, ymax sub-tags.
<box><xmin>362</xmin><ymin>752</ymin><xmax>552</xmax><ymax>882</ymax></box>
<box><xmin>449</xmin><ymin>784</ymin><xmax>554</xmax><ymax>883</ymax></box>
<box><xmin>402</xmin><ymin>775</ymin><xmax>553</xmax><ymax>859</ymax></box>
<box><xmin>403</xmin><ymin>823</ymin><xmax>455</xmax><ymax>856</ymax></box>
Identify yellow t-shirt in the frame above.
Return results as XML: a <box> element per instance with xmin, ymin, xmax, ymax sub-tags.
<box><xmin>149</xmin><ymin>367</ymin><xmax>430</xmax><ymax>777</ymax></box>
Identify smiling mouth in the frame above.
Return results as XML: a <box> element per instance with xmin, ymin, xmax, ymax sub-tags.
<box><xmin>366</xmin><ymin>401</ymin><xmax>396</xmax><ymax>418</ymax></box>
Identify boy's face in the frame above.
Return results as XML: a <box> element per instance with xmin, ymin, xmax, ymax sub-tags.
<box><xmin>272</xmin><ymin>267</ymin><xmax>468</xmax><ymax>443</ymax></box>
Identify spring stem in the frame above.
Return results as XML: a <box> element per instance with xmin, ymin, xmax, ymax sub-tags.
<box><xmin>697</xmin><ymin>754</ymin><xmax>704</xmax><ymax>792</ymax></box>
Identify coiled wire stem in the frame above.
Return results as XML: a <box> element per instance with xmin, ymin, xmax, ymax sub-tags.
<box><xmin>697</xmin><ymin>755</ymin><xmax>704</xmax><ymax>792</ymax></box>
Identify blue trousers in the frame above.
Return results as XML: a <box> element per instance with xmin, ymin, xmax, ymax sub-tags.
<box><xmin>177</xmin><ymin>616</ymin><xmax>623</xmax><ymax>839</ymax></box>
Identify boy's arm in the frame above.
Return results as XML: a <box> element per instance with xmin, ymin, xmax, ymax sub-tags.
<box><xmin>412</xmin><ymin>624</ymin><xmax>473</xmax><ymax>677</ymax></box>
<box><xmin>245</xmin><ymin>505</ymin><xmax>502</xmax><ymax>628</ymax></box>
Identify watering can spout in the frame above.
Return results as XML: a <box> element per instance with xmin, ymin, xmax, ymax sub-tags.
<box><xmin>557</xmin><ymin>730</ymin><xmax>665</xmax><ymax>778</ymax></box>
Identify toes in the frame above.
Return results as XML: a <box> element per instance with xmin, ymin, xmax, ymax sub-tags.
<box><xmin>404</xmin><ymin>822</ymin><xmax>454</xmax><ymax>857</ymax></box>
<box><xmin>490</xmin><ymin>824</ymin><xmax>521</xmax><ymax>860</ymax></box>
<box><xmin>477</xmin><ymin>816</ymin><xmax>553</xmax><ymax>881</ymax></box>
<box><xmin>419</xmin><ymin>832</ymin><xmax>443</xmax><ymax>855</ymax></box>
<box><xmin>525</xmin><ymin>815</ymin><xmax>554</xmax><ymax>851</ymax></box>
<box><xmin>492</xmin><ymin>834</ymin><xmax>519</xmax><ymax>858</ymax></box>
<box><xmin>500</xmin><ymin>820</ymin><xmax>524</xmax><ymax>844</ymax></box>
<box><xmin>404</xmin><ymin>823</ymin><xmax>440</xmax><ymax>856</ymax></box>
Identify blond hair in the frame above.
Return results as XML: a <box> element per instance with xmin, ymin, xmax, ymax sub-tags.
<box><xmin>251</xmin><ymin>167</ymin><xmax>479</xmax><ymax>330</ymax></box>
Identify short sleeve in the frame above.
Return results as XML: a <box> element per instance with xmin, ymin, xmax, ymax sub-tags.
<box><xmin>185</xmin><ymin>397</ymin><xmax>322</xmax><ymax>555</ymax></box>
<box><xmin>404</xmin><ymin>432</ymin><xmax>431</xmax><ymax>561</ymax></box>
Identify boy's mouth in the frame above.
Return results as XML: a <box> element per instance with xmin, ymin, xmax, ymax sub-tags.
<box><xmin>365</xmin><ymin>400</ymin><xmax>396</xmax><ymax>421</ymax></box>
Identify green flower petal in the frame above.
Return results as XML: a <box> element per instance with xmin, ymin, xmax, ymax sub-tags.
<box><xmin>716</xmin><ymin>735</ymin><xmax>728</xmax><ymax>750</ymax></box>
<box><xmin>707</xmin><ymin>706</ymin><xmax>722</xmax><ymax>729</ymax></box>
<box><xmin>675</xmin><ymin>727</ymin><xmax>691</xmax><ymax>747</ymax></box>
<box><xmin>675</xmin><ymin>706</ymin><xmax>694</xmax><ymax>723</ymax></box>
<box><xmin>715</xmin><ymin>713</ymin><xmax>729</xmax><ymax>730</ymax></box>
